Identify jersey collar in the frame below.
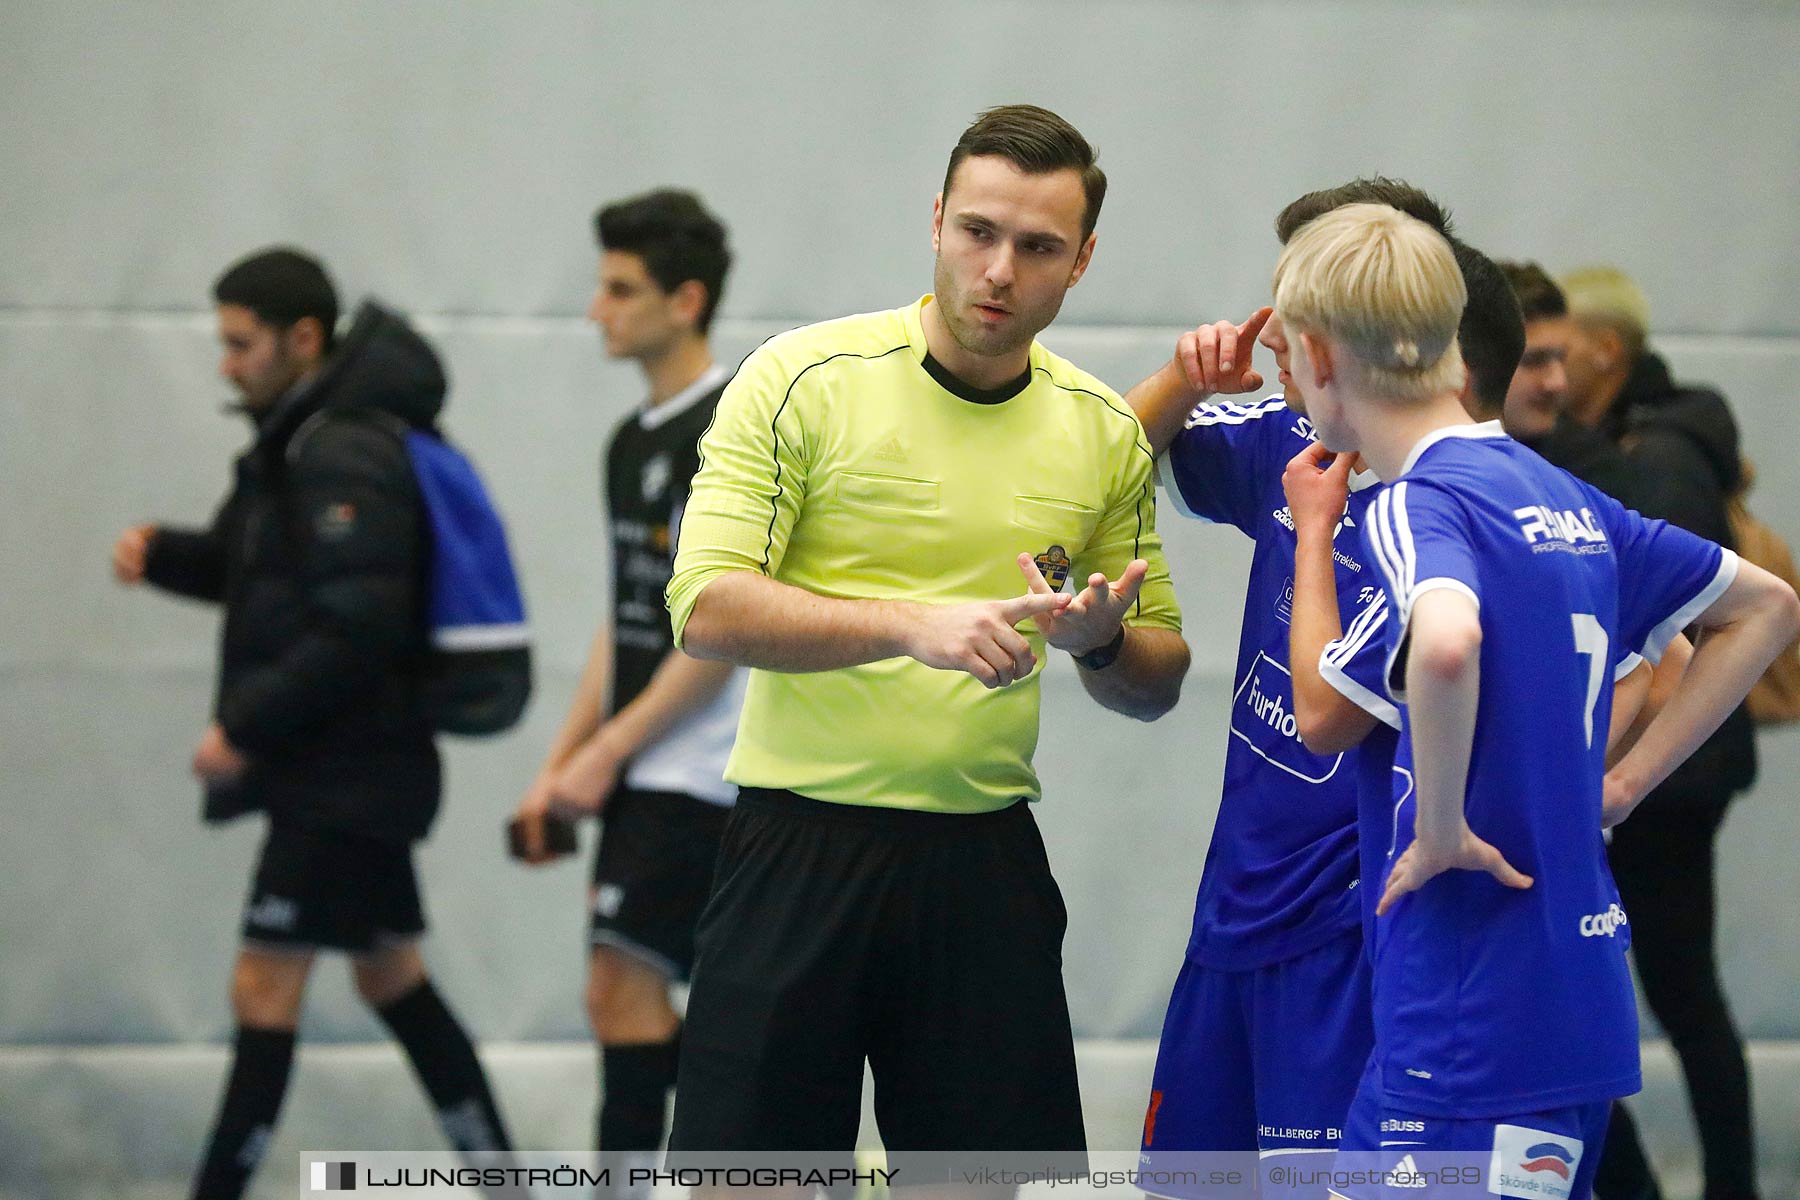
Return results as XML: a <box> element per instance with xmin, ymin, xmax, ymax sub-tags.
<box><xmin>1398</xmin><ymin>419</ymin><xmax>1507</xmax><ymax>477</ymax></box>
<box><xmin>639</xmin><ymin>363</ymin><xmax>730</xmax><ymax>431</ymax></box>
<box><xmin>907</xmin><ymin>295</ymin><xmax>1041</xmax><ymax>404</ymax></box>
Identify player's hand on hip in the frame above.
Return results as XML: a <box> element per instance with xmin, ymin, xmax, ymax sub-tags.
<box><xmin>1281</xmin><ymin>443</ymin><xmax>1354</xmax><ymax>538</ymax></box>
<box><xmin>1174</xmin><ymin>307</ymin><xmax>1272</xmax><ymax>398</ymax></box>
<box><xmin>1017</xmin><ymin>552</ymin><xmax>1147</xmax><ymax>656</ymax></box>
<box><xmin>904</xmin><ymin>590</ymin><xmax>1068</xmax><ymax>689</ymax></box>
<box><xmin>549</xmin><ymin>731</ymin><xmax>625</xmax><ymax>819</ymax></box>
<box><xmin>112</xmin><ymin>523</ymin><xmax>155</xmax><ymax>584</ymax></box>
<box><xmin>1376</xmin><ymin>826</ymin><xmax>1533</xmax><ymax>916</ymax></box>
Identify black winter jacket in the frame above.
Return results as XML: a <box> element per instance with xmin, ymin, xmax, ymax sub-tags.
<box><xmin>146</xmin><ymin>303</ymin><xmax>445</xmax><ymax>843</ymax></box>
<box><xmin>1606</xmin><ymin>352</ymin><xmax>1756</xmax><ymax>797</ymax></box>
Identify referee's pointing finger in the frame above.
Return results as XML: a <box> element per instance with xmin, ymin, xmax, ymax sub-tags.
<box><xmin>1000</xmin><ymin>590</ymin><xmax>1071</xmax><ymax>624</ymax></box>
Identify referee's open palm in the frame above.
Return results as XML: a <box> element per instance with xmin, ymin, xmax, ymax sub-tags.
<box><xmin>1018</xmin><ymin>553</ymin><xmax>1147</xmax><ymax>656</ymax></box>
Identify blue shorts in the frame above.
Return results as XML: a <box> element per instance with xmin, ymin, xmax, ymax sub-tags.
<box><xmin>1139</xmin><ymin>927</ymin><xmax>1372</xmax><ymax>1196</ymax></box>
<box><xmin>1329</xmin><ymin>1057</ymin><xmax>1610</xmax><ymax>1200</ymax></box>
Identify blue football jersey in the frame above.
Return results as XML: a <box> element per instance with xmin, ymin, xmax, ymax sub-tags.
<box><xmin>1356</xmin><ymin>422</ymin><xmax>1737</xmax><ymax>1118</ymax></box>
<box><xmin>1323</xmin><ymin>578</ymin><xmax>1640</xmax><ymax>969</ymax></box>
<box><xmin>1160</xmin><ymin>395</ymin><xmax>1386</xmax><ymax>969</ymax></box>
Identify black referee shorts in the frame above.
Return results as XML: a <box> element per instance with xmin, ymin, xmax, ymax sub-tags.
<box><xmin>668</xmin><ymin>787</ymin><xmax>1087</xmax><ymax>1159</ymax></box>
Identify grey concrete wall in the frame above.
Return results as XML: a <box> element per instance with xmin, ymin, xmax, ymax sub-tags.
<box><xmin>3</xmin><ymin>0</ymin><xmax>1796</xmax><ymax>1056</ymax></box>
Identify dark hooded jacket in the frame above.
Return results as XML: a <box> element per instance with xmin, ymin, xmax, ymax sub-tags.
<box><xmin>144</xmin><ymin>302</ymin><xmax>445</xmax><ymax>843</ymax></box>
<box><xmin>1526</xmin><ymin>415</ymin><xmax>1641</xmax><ymax>511</ymax></box>
<box><xmin>1606</xmin><ymin>351</ymin><xmax>1756</xmax><ymax>797</ymax></box>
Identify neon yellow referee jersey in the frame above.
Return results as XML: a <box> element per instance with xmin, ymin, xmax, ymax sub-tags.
<box><xmin>667</xmin><ymin>296</ymin><xmax>1182</xmax><ymax>813</ymax></box>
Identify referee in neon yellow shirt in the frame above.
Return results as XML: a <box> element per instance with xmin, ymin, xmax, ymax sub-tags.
<box><xmin>665</xmin><ymin>105</ymin><xmax>1190</xmax><ymax>1161</ymax></box>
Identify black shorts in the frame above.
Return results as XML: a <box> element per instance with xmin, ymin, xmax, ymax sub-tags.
<box><xmin>589</xmin><ymin>786</ymin><xmax>731</xmax><ymax>981</ymax></box>
<box><xmin>667</xmin><ymin>787</ymin><xmax>1087</xmax><ymax>1160</ymax></box>
<box><xmin>241</xmin><ymin>822</ymin><xmax>425</xmax><ymax>954</ymax></box>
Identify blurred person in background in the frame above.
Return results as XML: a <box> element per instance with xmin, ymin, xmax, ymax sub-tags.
<box><xmin>112</xmin><ymin>248</ymin><xmax>519</xmax><ymax>1200</ymax></box>
<box><xmin>1495</xmin><ymin>261</ymin><xmax>1638</xmax><ymax>503</ymax></box>
<box><xmin>1557</xmin><ymin>263</ymin><xmax>1761</xmax><ymax>1200</ymax></box>
<box><xmin>513</xmin><ymin>189</ymin><xmax>744</xmax><ymax>1195</ymax></box>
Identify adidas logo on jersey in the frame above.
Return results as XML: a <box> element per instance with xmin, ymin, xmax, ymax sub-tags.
<box><xmin>1580</xmin><ymin>903</ymin><xmax>1629</xmax><ymax>938</ymax></box>
<box><xmin>1385</xmin><ymin>1155</ymin><xmax>1428</xmax><ymax>1189</ymax></box>
<box><xmin>1272</xmin><ymin>507</ymin><xmax>1363</xmax><ymax>570</ymax></box>
<box><xmin>1514</xmin><ymin>504</ymin><xmax>1607</xmax><ymax>549</ymax></box>
<box><xmin>873</xmin><ymin>436</ymin><xmax>908</xmax><ymax>464</ymax></box>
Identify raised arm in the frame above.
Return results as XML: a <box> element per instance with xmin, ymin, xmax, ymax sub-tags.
<box><xmin>1124</xmin><ymin>308</ymin><xmax>1272</xmax><ymax>456</ymax></box>
<box><xmin>1282</xmin><ymin>443</ymin><xmax>1378</xmax><ymax>753</ymax></box>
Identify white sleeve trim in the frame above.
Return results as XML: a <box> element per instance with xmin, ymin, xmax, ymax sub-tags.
<box><xmin>1386</xmin><ymin>578</ymin><xmax>1482</xmax><ymax>702</ymax></box>
<box><xmin>1406</xmin><ymin>577</ymin><xmax>1481</xmax><ymax>617</ymax></box>
<box><xmin>1320</xmin><ymin>651</ymin><xmax>1403</xmax><ymax>729</ymax></box>
<box><xmin>1641</xmin><ymin>548</ymin><xmax>1739</xmax><ymax>665</ymax></box>
<box><xmin>433</xmin><ymin>622</ymin><xmax>532</xmax><ymax>650</ymax></box>
<box><xmin>1320</xmin><ymin>591</ymin><xmax>1402</xmax><ymax>728</ymax></box>
<box><xmin>1153</xmin><ymin>449</ymin><xmax>1211</xmax><ymax>523</ymax></box>
<box><xmin>1613</xmin><ymin>652</ymin><xmax>1646</xmax><ymax>681</ymax></box>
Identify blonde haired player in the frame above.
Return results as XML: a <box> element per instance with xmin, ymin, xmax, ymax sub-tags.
<box><xmin>1273</xmin><ymin>205</ymin><xmax>1797</xmax><ymax>1200</ymax></box>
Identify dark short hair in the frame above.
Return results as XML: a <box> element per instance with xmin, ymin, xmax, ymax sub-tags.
<box><xmin>1496</xmin><ymin>260</ymin><xmax>1568</xmax><ymax>322</ymax></box>
<box><xmin>1275</xmin><ymin>177</ymin><xmax>1453</xmax><ymax>245</ymax></box>
<box><xmin>595</xmin><ymin>189</ymin><xmax>733</xmax><ymax>334</ymax></box>
<box><xmin>213</xmin><ymin>247</ymin><xmax>338</xmax><ymax>349</ymax></box>
<box><xmin>942</xmin><ymin>104</ymin><xmax>1107</xmax><ymax>242</ymax></box>
<box><xmin>1453</xmin><ymin>240</ymin><xmax>1526</xmax><ymax>416</ymax></box>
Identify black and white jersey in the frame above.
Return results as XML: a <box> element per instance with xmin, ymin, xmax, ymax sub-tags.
<box><xmin>604</xmin><ymin>364</ymin><xmax>744</xmax><ymax>804</ymax></box>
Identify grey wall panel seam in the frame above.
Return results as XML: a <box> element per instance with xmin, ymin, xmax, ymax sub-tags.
<box><xmin>4</xmin><ymin>308</ymin><xmax>1800</xmax><ymax>350</ymax></box>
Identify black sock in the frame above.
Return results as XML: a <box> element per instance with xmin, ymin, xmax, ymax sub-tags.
<box><xmin>375</xmin><ymin>979</ymin><xmax>515</xmax><ymax>1158</ymax></box>
<box><xmin>191</xmin><ymin>1025</ymin><xmax>297</xmax><ymax>1200</ymax></box>
<box><xmin>598</xmin><ymin>1031</ymin><xmax>680</xmax><ymax>1183</ymax></box>
<box><xmin>1596</xmin><ymin>1101</ymin><xmax>1664</xmax><ymax>1200</ymax></box>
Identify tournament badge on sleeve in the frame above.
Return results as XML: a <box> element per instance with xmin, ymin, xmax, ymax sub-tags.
<box><xmin>1034</xmin><ymin>544</ymin><xmax>1072</xmax><ymax>591</ymax></box>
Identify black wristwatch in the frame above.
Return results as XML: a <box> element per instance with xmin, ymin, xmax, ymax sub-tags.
<box><xmin>1073</xmin><ymin>626</ymin><xmax>1127</xmax><ymax>671</ymax></box>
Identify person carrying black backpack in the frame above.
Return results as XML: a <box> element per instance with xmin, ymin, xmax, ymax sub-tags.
<box><xmin>111</xmin><ymin>247</ymin><xmax>522</xmax><ymax>1200</ymax></box>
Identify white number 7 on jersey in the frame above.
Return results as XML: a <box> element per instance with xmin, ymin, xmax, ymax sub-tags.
<box><xmin>1572</xmin><ymin>613</ymin><xmax>1609</xmax><ymax>749</ymax></box>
